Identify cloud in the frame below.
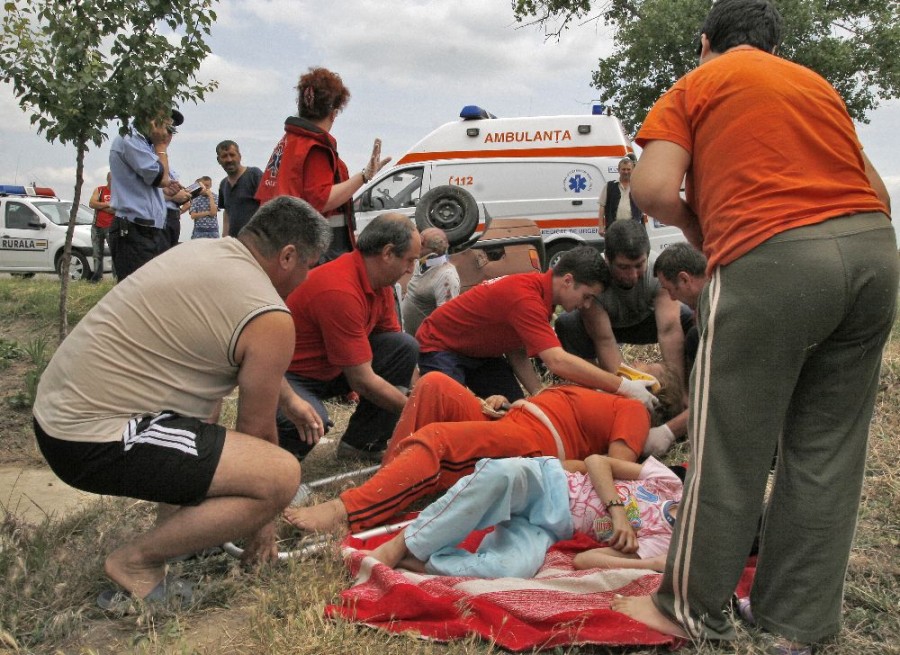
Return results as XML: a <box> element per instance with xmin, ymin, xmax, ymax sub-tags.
<box><xmin>881</xmin><ymin>173</ymin><xmax>900</xmax><ymax>206</ymax></box>
<box><xmin>3</xmin><ymin>0</ymin><xmax>897</xmax><ymax>209</ymax></box>
<box><xmin>198</xmin><ymin>53</ymin><xmax>284</xmax><ymax>102</ymax></box>
<box><xmin>0</xmin><ymin>83</ymin><xmax>47</xmax><ymax>136</ymax></box>
<box><xmin>225</xmin><ymin>0</ymin><xmax>612</xmax><ymax>106</ymax></box>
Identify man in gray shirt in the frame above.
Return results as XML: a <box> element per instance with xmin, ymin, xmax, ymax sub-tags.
<box><xmin>555</xmin><ymin>220</ymin><xmax>692</xmax><ymax>383</ymax></box>
<box><xmin>216</xmin><ymin>140</ymin><xmax>263</xmax><ymax>237</ymax></box>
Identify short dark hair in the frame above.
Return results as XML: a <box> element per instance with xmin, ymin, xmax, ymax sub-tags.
<box><xmin>604</xmin><ymin>220</ymin><xmax>650</xmax><ymax>262</ymax></box>
<box><xmin>701</xmin><ymin>0</ymin><xmax>782</xmax><ymax>54</ymax></box>
<box><xmin>552</xmin><ymin>246</ymin><xmax>610</xmax><ymax>288</ymax></box>
<box><xmin>356</xmin><ymin>213</ymin><xmax>417</xmax><ymax>257</ymax></box>
<box><xmin>653</xmin><ymin>243</ymin><xmax>707</xmax><ymax>279</ymax></box>
<box><xmin>216</xmin><ymin>140</ymin><xmax>240</xmax><ymax>156</ymax></box>
<box><xmin>240</xmin><ymin>196</ymin><xmax>331</xmax><ymax>262</ymax></box>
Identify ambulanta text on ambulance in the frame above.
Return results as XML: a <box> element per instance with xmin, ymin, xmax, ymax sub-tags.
<box><xmin>353</xmin><ymin>106</ymin><xmax>686</xmax><ymax>267</ymax></box>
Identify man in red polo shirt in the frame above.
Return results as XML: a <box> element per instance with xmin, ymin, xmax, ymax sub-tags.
<box><xmin>416</xmin><ymin>246</ymin><xmax>658</xmax><ymax>409</ymax></box>
<box><xmin>277</xmin><ymin>213</ymin><xmax>420</xmax><ymax>462</ymax></box>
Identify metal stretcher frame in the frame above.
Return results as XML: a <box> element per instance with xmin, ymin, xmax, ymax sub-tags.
<box><xmin>222</xmin><ymin>464</ymin><xmax>382</xmax><ymax>560</ymax></box>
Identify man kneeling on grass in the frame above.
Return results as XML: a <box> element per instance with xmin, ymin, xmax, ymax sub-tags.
<box><xmin>32</xmin><ymin>196</ymin><xmax>331</xmax><ymax>611</ymax></box>
<box><xmin>367</xmin><ymin>454</ymin><xmax>683</xmax><ymax>579</ymax></box>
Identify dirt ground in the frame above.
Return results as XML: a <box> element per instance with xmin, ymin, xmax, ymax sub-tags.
<box><xmin>0</xmin><ymin>465</ymin><xmax>97</xmax><ymax>523</ymax></box>
<box><xmin>0</xmin><ymin>318</ymin><xmax>85</xmax><ymax>522</ymax></box>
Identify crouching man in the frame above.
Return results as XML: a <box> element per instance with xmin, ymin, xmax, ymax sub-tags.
<box><xmin>32</xmin><ymin>196</ymin><xmax>331</xmax><ymax>609</ymax></box>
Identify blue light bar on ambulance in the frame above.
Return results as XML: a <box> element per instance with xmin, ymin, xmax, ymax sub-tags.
<box><xmin>459</xmin><ymin>105</ymin><xmax>496</xmax><ymax>120</ymax></box>
<box><xmin>591</xmin><ymin>104</ymin><xmax>606</xmax><ymax>115</ymax></box>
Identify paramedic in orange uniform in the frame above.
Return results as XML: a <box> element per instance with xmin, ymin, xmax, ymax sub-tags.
<box><xmin>284</xmin><ymin>371</ymin><xmax>651</xmax><ymax>532</ymax></box>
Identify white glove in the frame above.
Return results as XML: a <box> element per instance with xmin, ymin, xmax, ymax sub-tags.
<box><xmin>617</xmin><ymin>377</ymin><xmax>660</xmax><ymax>411</ymax></box>
<box><xmin>643</xmin><ymin>424</ymin><xmax>676</xmax><ymax>458</ymax></box>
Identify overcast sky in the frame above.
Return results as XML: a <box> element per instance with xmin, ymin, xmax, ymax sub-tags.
<box><xmin>2</xmin><ymin>0</ymin><xmax>898</xmax><ymax>234</ymax></box>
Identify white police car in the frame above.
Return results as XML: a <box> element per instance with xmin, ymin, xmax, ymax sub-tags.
<box><xmin>0</xmin><ymin>185</ymin><xmax>110</xmax><ymax>280</ymax></box>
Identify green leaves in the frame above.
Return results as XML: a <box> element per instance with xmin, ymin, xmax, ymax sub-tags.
<box><xmin>0</xmin><ymin>0</ymin><xmax>218</xmax><ymax>146</ymax></box>
<box><xmin>0</xmin><ymin>0</ymin><xmax>219</xmax><ymax>339</ymax></box>
<box><xmin>514</xmin><ymin>0</ymin><xmax>900</xmax><ymax>134</ymax></box>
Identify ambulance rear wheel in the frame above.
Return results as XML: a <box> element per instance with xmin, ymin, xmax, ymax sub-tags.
<box><xmin>414</xmin><ymin>185</ymin><xmax>479</xmax><ymax>247</ymax></box>
<box><xmin>56</xmin><ymin>250</ymin><xmax>90</xmax><ymax>281</ymax></box>
<box><xmin>545</xmin><ymin>241</ymin><xmax>579</xmax><ymax>270</ymax></box>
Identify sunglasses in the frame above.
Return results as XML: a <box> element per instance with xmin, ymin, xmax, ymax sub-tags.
<box><xmin>166</xmin><ymin>125</ymin><xmax>178</xmax><ymax>135</ymax></box>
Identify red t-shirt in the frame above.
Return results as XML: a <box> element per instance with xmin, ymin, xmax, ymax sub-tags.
<box><xmin>416</xmin><ymin>271</ymin><xmax>561</xmax><ymax>358</ymax></box>
<box><xmin>286</xmin><ymin>250</ymin><xmax>400</xmax><ymax>380</ymax></box>
<box><xmin>636</xmin><ymin>49</ymin><xmax>887</xmax><ymax>273</ymax></box>
<box><xmin>94</xmin><ymin>185</ymin><xmax>114</xmax><ymax>228</ymax></box>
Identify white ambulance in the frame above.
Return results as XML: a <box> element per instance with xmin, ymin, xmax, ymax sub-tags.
<box><xmin>0</xmin><ymin>185</ymin><xmax>109</xmax><ymax>280</ymax></box>
<box><xmin>353</xmin><ymin>106</ymin><xmax>685</xmax><ymax>267</ymax></box>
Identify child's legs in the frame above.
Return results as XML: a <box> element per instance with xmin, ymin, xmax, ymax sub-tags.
<box><xmin>427</xmin><ymin>516</ymin><xmax>558</xmax><ymax>578</ymax></box>
<box><xmin>405</xmin><ymin>458</ymin><xmax>570</xmax><ymax>563</ymax></box>
<box><xmin>342</xmin><ymin>412</ymin><xmax>555</xmax><ymax>530</ymax></box>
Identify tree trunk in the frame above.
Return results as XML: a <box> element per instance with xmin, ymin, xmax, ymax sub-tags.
<box><xmin>58</xmin><ymin>140</ymin><xmax>87</xmax><ymax>343</ymax></box>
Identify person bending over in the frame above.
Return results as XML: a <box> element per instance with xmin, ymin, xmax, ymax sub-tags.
<box><xmin>32</xmin><ymin>197</ymin><xmax>331</xmax><ymax>608</ymax></box>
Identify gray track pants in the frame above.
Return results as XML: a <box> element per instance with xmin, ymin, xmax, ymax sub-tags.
<box><xmin>654</xmin><ymin>213</ymin><xmax>898</xmax><ymax>643</ymax></box>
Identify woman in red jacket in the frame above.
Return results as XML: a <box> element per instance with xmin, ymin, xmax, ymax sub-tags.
<box><xmin>256</xmin><ymin>67</ymin><xmax>390</xmax><ymax>260</ymax></box>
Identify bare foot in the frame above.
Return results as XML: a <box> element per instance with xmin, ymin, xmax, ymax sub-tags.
<box><xmin>367</xmin><ymin>530</ymin><xmax>409</xmax><ymax>568</ymax></box>
<box><xmin>611</xmin><ymin>595</ymin><xmax>689</xmax><ymax>638</ymax></box>
<box><xmin>104</xmin><ymin>546</ymin><xmax>166</xmax><ymax>599</ymax></box>
<box><xmin>283</xmin><ymin>498</ymin><xmax>349</xmax><ymax>533</ymax></box>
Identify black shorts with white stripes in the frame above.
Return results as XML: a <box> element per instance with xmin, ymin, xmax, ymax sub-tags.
<box><xmin>33</xmin><ymin>412</ymin><xmax>226</xmax><ymax>506</ymax></box>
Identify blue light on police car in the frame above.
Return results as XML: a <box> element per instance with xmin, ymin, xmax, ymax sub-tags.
<box><xmin>0</xmin><ymin>185</ymin><xmax>28</xmax><ymax>195</ymax></box>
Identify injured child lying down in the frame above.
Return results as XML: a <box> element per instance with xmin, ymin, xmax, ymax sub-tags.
<box><xmin>366</xmin><ymin>454</ymin><xmax>683</xmax><ymax>579</ymax></box>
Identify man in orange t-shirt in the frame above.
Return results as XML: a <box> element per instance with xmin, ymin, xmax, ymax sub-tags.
<box><xmin>611</xmin><ymin>0</ymin><xmax>898</xmax><ymax>650</ymax></box>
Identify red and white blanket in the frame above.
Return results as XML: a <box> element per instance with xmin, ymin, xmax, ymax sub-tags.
<box><xmin>326</xmin><ymin>530</ymin><xmax>682</xmax><ymax>651</ymax></box>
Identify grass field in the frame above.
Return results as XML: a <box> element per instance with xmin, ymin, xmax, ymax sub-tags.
<box><xmin>0</xmin><ymin>277</ymin><xmax>897</xmax><ymax>654</ymax></box>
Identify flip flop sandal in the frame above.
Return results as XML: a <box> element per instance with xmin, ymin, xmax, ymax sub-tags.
<box><xmin>97</xmin><ymin>574</ymin><xmax>195</xmax><ymax>614</ymax></box>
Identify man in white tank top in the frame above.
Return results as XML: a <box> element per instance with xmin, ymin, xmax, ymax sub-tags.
<box><xmin>33</xmin><ymin>196</ymin><xmax>331</xmax><ymax>610</ymax></box>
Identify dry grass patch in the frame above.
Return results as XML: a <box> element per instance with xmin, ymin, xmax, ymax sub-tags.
<box><xmin>0</xmin><ymin>280</ymin><xmax>897</xmax><ymax>654</ymax></box>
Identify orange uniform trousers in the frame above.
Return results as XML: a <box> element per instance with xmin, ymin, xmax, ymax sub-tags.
<box><xmin>341</xmin><ymin>372</ymin><xmax>647</xmax><ymax>530</ymax></box>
